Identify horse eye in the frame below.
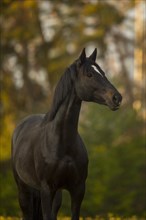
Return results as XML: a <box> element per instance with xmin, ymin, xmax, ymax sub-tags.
<box><xmin>87</xmin><ymin>72</ymin><xmax>92</xmax><ymax>77</ymax></box>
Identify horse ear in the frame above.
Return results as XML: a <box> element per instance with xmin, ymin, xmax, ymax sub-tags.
<box><xmin>89</xmin><ymin>48</ymin><xmax>97</xmax><ymax>62</ymax></box>
<box><xmin>78</xmin><ymin>48</ymin><xmax>86</xmax><ymax>65</ymax></box>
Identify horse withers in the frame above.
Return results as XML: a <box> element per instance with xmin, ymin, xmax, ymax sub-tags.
<box><xmin>11</xmin><ymin>48</ymin><xmax>122</xmax><ymax>220</ymax></box>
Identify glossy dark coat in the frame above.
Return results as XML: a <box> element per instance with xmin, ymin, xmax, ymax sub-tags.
<box><xmin>11</xmin><ymin>48</ymin><xmax>122</xmax><ymax>220</ymax></box>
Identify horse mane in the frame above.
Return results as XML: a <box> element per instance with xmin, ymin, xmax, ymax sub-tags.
<box><xmin>44</xmin><ymin>63</ymin><xmax>77</xmax><ymax>122</ymax></box>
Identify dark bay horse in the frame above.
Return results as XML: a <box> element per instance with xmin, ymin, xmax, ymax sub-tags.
<box><xmin>11</xmin><ymin>48</ymin><xmax>122</xmax><ymax>220</ymax></box>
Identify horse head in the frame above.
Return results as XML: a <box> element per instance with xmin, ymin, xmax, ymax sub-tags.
<box><xmin>74</xmin><ymin>48</ymin><xmax>122</xmax><ymax>111</ymax></box>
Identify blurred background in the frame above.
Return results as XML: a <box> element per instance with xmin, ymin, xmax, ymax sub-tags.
<box><xmin>0</xmin><ymin>0</ymin><xmax>145</xmax><ymax>217</ymax></box>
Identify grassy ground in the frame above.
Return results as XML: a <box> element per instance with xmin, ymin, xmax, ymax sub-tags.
<box><xmin>0</xmin><ymin>216</ymin><xmax>145</xmax><ymax>220</ymax></box>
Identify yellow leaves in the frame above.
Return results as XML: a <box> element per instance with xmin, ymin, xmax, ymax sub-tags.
<box><xmin>0</xmin><ymin>217</ymin><xmax>19</xmax><ymax>220</ymax></box>
<box><xmin>23</xmin><ymin>1</ymin><xmax>36</xmax><ymax>9</ymax></box>
<box><xmin>0</xmin><ymin>114</ymin><xmax>15</xmax><ymax>161</ymax></box>
<box><xmin>0</xmin><ymin>216</ymin><xmax>144</xmax><ymax>220</ymax></box>
<box><xmin>2</xmin><ymin>0</ymin><xmax>11</xmax><ymax>3</ymax></box>
<box><xmin>0</xmin><ymin>82</ymin><xmax>15</xmax><ymax>161</ymax></box>
<box><xmin>83</xmin><ymin>4</ymin><xmax>98</xmax><ymax>16</ymax></box>
<box><xmin>10</xmin><ymin>0</ymin><xmax>36</xmax><ymax>12</ymax></box>
<box><xmin>2</xmin><ymin>0</ymin><xmax>38</xmax><ymax>41</ymax></box>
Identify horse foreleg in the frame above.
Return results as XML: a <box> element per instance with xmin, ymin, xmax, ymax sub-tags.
<box><xmin>70</xmin><ymin>183</ymin><xmax>85</xmax><ymax>220</ymax></box>
<box><xmin>41</xmin><ymin>184</ymin><xmax>55</xmax><ymax>220</ymax></box>
<box><xmin>51</xmin><ymin>190</ymin><xmax>62</xmax><ymax>220</ymax></box>
<box><xmin>17</xmin><ymin>185</ymin><xmax>33</xmax><ymax>220</ymax></box>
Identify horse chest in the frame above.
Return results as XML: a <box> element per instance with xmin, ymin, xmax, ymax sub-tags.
<box><xmin>36</xmin><ymin>130</ymin><xmax>88</xmax><ymax>188</ymax></box>
<box><xmin>43</xmin><ymin>154</ymin><xmax>87</xmax><ymax>189</ymax></box>
<box><xmin>52</xmin><ymin>156</ymin><xmax>85</xmax><ymax>188</ymax></box>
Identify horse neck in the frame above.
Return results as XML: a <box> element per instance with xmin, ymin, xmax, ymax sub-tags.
<box><xmin>52</xmin><ymin>88</ymin><xmax>81</xmax><ymax>136</ymax></box>
<box><xmin>65</xmin><ymin>89</ymin><xmax>81</xmax><ymax>132</ymax></box>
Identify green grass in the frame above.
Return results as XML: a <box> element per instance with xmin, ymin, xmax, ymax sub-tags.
<box><xmin>0</xmin><ymin>216</ymin><xmax>145</xmax><ymax>220</ymax></box>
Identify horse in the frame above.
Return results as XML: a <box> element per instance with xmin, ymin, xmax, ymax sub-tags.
<box><xmin>11</xmin><ymin>48</ymin><xmax>122</xmax><ymax>220</ymax></box>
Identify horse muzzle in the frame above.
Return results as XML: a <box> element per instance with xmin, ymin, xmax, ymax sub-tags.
<box><xmin>106</xmin><ymin>92</ymin><xmax>122</xmax><ymax>111</ymax></box>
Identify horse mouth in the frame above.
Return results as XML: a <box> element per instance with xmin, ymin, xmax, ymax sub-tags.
<box><xmin>94</xmin><ymin>97</ymin><xmax>121</xmax><ymax>111</ymax></box>
<box><xmin>104</xmin><ymin>93</ymin><xmax>122</xmax><ymax>111</ymax></box>
<box><xmin>94</xmin><ymin>93</ymin><xmax>122</xmax><ymax>111</ymax></box>
<box><xmin>109</xmin><ymin>104</ymin><xmax>120</xmax><ymax>111</ymax></box>
<box><xmin>106</xmin><ymin>99</ymin><xmax>121</xmax><ymax>111</ymax></box>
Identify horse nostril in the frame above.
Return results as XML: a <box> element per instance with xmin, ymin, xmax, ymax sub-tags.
<box><xmin>113</xmin><ymin>94</ymin><xmax>121</xmax><ymax>105</ymax></box>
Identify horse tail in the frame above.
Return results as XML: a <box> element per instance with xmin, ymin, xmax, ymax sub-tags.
<box><xmin>33</xmin><ymin>190</ymin><xmax>43</xmax><ymax>220</ymax></box>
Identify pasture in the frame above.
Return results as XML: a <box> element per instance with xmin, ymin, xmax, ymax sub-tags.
<box><xmin>0</xmin><ymin>216</ymin><xmax>145</xmax><ymax>220</ymax></box>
